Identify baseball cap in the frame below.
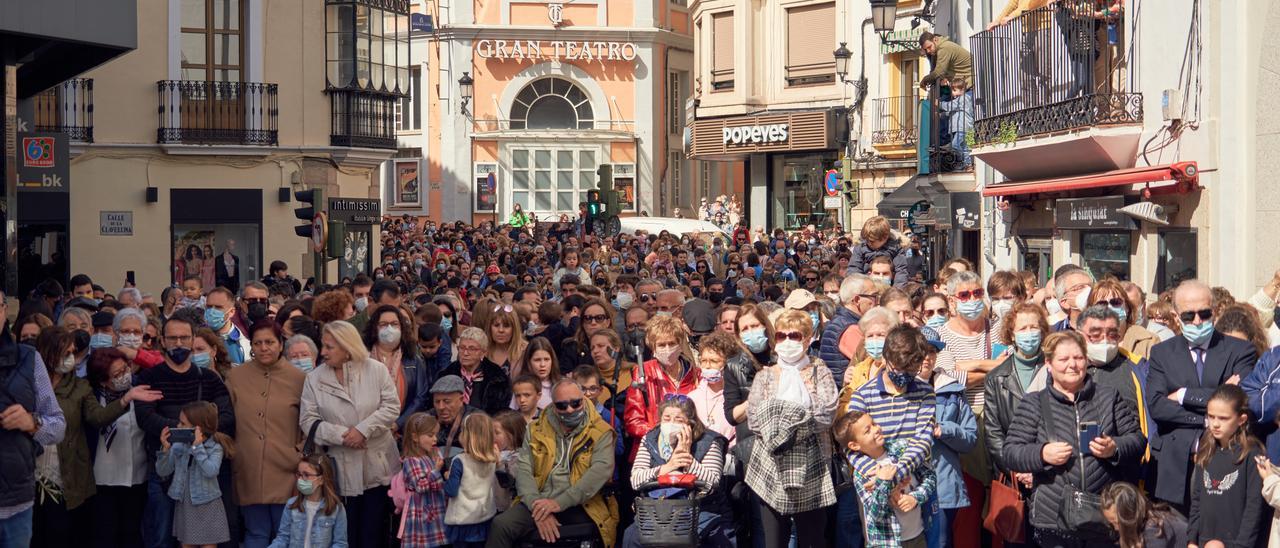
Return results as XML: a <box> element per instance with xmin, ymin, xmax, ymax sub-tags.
<box><xmin>920</xmin><ymin>326</ymin><xmax>947</xmax><ymax>351</ymax></box>
<box><xmin>783</xmin><ymin>289</ymin><xmax>817</xmax><ymax>310</ymax></box>
<box><xmin>485</xmin><ymin>265</ymin><xmax>502</xmax><ymax>275</ymax></box>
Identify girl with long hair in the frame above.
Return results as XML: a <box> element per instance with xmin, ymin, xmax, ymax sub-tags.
<box><xmin>442</xmin><ymin>413</ymin><xmax>499</xmax><ymax>548</ymax></box>
<box><xmin>1188</xmin><ymin>385</ymin><xmax>1267</xmax><ymax>548</ymax></box>
<box><xmin>400</xmin><ymin>413</ymin><xmax>448</xmax><ymax>548</ymax></box>
<box><xmin>270</xmin><ymin>455</ymin><xmax>348</xmax><ymax>547</ymax></box>
<box><xmin>1100</xmin><ymin>482</ymin><xmax>1187</xmax><ymax>548</ymax></box>
<box><xmin>158</xmin><ymin>401</ymin><xmax>235</xmax><ymax>548</ymax></box>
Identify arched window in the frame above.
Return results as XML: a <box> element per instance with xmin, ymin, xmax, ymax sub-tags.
<box><xmin>510</xmin><ymin>77</ymin><xmax>594</xmax><ymax>130</ymax></box>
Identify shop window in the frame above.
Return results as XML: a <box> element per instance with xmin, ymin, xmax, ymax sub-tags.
<box><xmin>173</xmin><ymin>224</ymin><xmax>261</xmax><ymax>287</ymax></box>
<box><xmin>772</xmin><ymin>159</ymin><xmax>833</xmax><ymax>230</ymax></box>
<box><xmin>711</xmin><ymin>12</ymin><xmax>734</xmax><ymax>90</ymax></box>
<box><xmin>510</xmin><ymin>147</ymin><xmax>599</xmax><ymax>217</ymax></box>
<box><xmin>785</xmin><ymin>2</ymin><xmax>836</xmax><ymax>87</ymax></box>
<box><xmin>1081</xmin><ymin>231</ymin><xmax>1131</xmax><ymax>281</ymax></box>
<box><xmin>510</xmin><ymin>78</ymin><xmax>593</xmax><ymax>130</ymax></box>
<box><xmin>1157</xmin><ymin>230</ymin><xmax>1197</xmax><ymax>293</ymax></box>
<box><xmin>339</xmin><ymin>229</ymin><xmax>371</xmax><ymax>280</ymax></box>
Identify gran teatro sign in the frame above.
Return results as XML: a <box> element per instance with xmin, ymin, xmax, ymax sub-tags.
<box><xmin>475</xmin><ymin>39</ymin><xmax>640</xmax><ymax>62</ymax></box>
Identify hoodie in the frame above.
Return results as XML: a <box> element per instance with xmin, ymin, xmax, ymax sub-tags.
<box><xmin>847</xmin><ymin>231</ymin><xmax>912</xmax><ymax>287</ymax></box>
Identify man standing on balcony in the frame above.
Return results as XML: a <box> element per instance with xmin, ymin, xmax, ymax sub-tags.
<box><xmin>918</xmin><ymin>32</ymin><xmax>973</xmax><ymax>94</ymax></box>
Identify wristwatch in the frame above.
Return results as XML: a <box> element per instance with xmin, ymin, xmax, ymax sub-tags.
<box><xmin>29</xmin><ymin>414</ymin><xmax>41</xmax><ymax>436</ymax></box>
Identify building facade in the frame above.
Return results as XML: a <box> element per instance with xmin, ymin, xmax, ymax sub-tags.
<box><xmin>384</xmin><ymin>0</ymin><xmax>703</xmax><ymax>223</ymax></box>
<box><xmin>18</xmin><ymin>0</ymin><xmax>407</xmax><ymax>293</ymax></box>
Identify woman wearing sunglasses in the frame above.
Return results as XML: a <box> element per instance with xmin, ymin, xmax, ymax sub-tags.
<box><xmin>560</xmin><ymin>298</ymin><xmax>616</xmax><ymax>372</ymax></box>
<box><xmin>623</xmin><ymin>314</ymin><xmax>700</xmax><ymax>460</ymax></box>
<box><xmin>1089</xmin><ymin>278</ymin><xmax>1159</xmax><ymax>361</ymax></box>
<box><xmin>743</xmin><ymin>309</ymin><xmax>838</xmax><ymax>548</ymax></box>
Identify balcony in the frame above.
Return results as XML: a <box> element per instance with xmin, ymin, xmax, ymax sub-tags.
<box><xmin>969</xmin><ymin>1</ymin><xmax>1142</xmax><ymax>180</ymax></box>
<box><xmin>32</xmin><ymin>78</ymin><xmax>94</xmax><ymax>142</ymax></box>
<box><xmin>871</xmin><ymin>95</ymin><xmax>918</xmax><ymax>156</ymax></box>
<box><xmin>330</xmin><ymin>90</ymin><xmax>398</xmax><ymax>149</ymax></box>
<box><xmin>157</xmin><ymin>81</ymin><xmax>279</xmax><ymax>146</ymax></box>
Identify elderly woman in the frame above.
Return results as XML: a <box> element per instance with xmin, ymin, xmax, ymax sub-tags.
<box><xmin>284</xmin><ymin>334</ymin><xmax>319</xmax><ymax>373</ymax></box>
<box><xmin>1002</xmin><ymin>330</ymin><xmax>1145</xmax><ymax>548</ymax></box>
<box><xmin>1089</xmin><ymin>279</ymin><xmax>1160</xmax><ymax>361</ymax></box>
<box><xmin>33</xmin><ymin>328</ymin><xmax>160</xmax><ymax>546</ymax></box>
<box><xmin>620</xmin><ymin>397</ymin><xmax>734</xmax><ymax>547</ymax></box>
<box><xmin>299</xmin><ymin>321</ymin><xmax>400</xmax><ymax>548</ymax></box>
<box><xmin>225</xmin><ymin>320</ymin><xmax>306</xmax><ymax>548</ymax></box>
<box><xmin>361</xmin><ymin>304</ymin><xmax>430</xmax><ymax>428</ymax></box>
<box><xmin>438</xmin><ymin>326</ymin><xmax>511</xmax><ymax>416</ymax></box>
<box><xmin>87</xmin><ymin>348</ymin><xmax>163</xmax><ymax>548</ymax></box>
<box><xmin>840</xmin><ymin>306</ymin><xmax>901</xmax><ymax>396</ymax></box>
<box><xmin>744</xmin><ymin>309</ymin><xmax>838</xmax><ymax>548</ymax></box>
<box><xmin>111</xmin><ymin>307</ymin><xmax>166</xmax><ymax>371</ymax></box>
<box><xmin>624</xmin><ymin>314</ymin><xmax>701</xmax><ymax>455</ymax></box>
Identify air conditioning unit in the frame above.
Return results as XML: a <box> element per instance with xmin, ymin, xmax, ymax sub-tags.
<box><xmin>1118</xmin><ymin>202</ymin><xmax>1169</xmax><ymax>225</ymax></box>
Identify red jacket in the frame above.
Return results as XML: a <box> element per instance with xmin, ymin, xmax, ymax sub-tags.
<box><xmin>624</xmin><ymin>358</ymin><xmax>700</xmax><ymax>458</ymax></box>
<box><xmin>132</xmin><ymin>348</ymin><xmax>165</xmax><ymax>370</ymax></box>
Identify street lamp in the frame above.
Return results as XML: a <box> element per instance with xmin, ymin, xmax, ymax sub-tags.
<box><xmin>868</xmin><ymin>0</ymin><xmax>920</xmax><ymax>49</ymax></box>
<box><xmin>833</xmin><ymin>42</ymin><xmax>852</xmax><ymax>83</ymax></box>
<box><xmin>458</xmin><ymin>72</ymin><xmax>474</xmax><ymax>115</ymax></box>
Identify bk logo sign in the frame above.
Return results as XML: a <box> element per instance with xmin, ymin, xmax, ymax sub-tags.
<box><xmin>23</xmin><ymin>137</ymin><xmax>55</xmax><ymax>168</ymax></box>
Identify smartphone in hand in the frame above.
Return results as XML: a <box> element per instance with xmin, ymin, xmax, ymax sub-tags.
<box><xmin>169</xmin><ymin>428</ymin><xmax>196</xmax><ymax>445</ymax></box>
<box><xmin>1078</xmin><ymin>422</ymin><xmax>1101</xmax><ymax>456</ymax></box>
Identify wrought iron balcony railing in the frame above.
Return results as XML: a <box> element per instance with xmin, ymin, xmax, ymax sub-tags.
<box><xmin>330</xmin><ymin>89</ymin><xmax>398</xmax><ymax>149</ymax></box>
<box><xmin>871</xmin><ymin>95</ymin><xmax>919</xmax><ymax>148</ymax></box>
<box><xmin>157</xmin><ymin>80</ymin><xmax>279</xmax><ymax>146</ymax></box>
<box><xmin>33</xmin><ymin>78</ymin><xmax>94</xmax><ymax>142</ymax></box>
<box><xmin>968</xmin><ymin>0</ymin><xmax>1141</xmax><ymax>145</ymax></box>
<box><xmin>919</xmin><ymin>87</ymin><xmax>973</xmax><ymax>175</ymax></box>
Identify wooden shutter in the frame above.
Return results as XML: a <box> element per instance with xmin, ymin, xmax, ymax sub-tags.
<box><xmin>712</xmin><ymin>12</ymin><xmax>734</xmax><ymax>87</ymax></box>
<box><xmin>786</xmin><ymin>3</ymin><xmax>836</xmax><ymax>83</ymax></box>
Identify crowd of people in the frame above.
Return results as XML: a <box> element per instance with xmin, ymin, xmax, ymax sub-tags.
<box><xmin>3</xmin><ymin>210</ymin><xmax>1280</xmax><ymax>548</ymax></box>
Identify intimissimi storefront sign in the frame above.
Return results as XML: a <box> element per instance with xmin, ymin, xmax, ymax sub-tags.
<box><xmin>475</xmin><ymin>39</ymin><xmax>639</xmax><ymax>62</ymax></box>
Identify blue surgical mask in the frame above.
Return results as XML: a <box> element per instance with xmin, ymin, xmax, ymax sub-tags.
<box><xmin>290</xmin><ymin>357</ymin><xmax>315</xmax><ymax>372</ymax></box>
<box><xmin>809</xmin><ymin>311</ymin><xmax>821</xmax><ymax>331</ymax></box>
<box><xmin>611</xmin><ymin>257</ymin><xmax>620</xmax><ymax>265</ymax></box>
<box><xmin>1182</xmin><ymin>320</ymin><xmax>1214</xmax><ymax>346</ymax></box>
<box><xmin>203</xmin><ymin>308</ymin><xmax>227</xmax><ymax>330</ymax></box>
<box><xmin>956</xmin><ymin>300</ymin><xmax>986</xmax><ymax>320</ymax></box>
<box><xmin>191</xmin><ymin>352</ymin><xmax>212</xmax><ymax>369</ymax></box>
<box><xmin>864</xmin><ymin>338</ymin><xmax>885</xmax><ymax>360</ymax></box>
<box><xmin>1014</xmin><ymin>330</ymin><xmax>1043</xmax><ymax>356</ymax></box>
<box><xmin>926</xmin><ymin>315</ymin><xmax>948</xmax><ymax>329</ymax></box>
<box><xmin>1109</xmin><ymin>305</ymin><xmax>1128</xmax><ymax>323</ymax></box>
<box><xmin>441</xmin><ymin>317</ymin><xmax>453</xmax><ymax>332</ymax></box>
<box><xmin>741</xmin><ymin>329</ymin><xmax>768</xmax><ymax>353</ymax></box>
<box><xmin>89</xmin><ymin>333</ymin><xmax>114</xmax><ymax>349</ymax></box>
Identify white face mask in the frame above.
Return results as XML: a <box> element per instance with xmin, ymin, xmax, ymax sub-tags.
<box><xmin>57</xmin><ymin>355</ymin><xmax>78</xmax><ymax>374</ymax></box>
<box><xmin>775</xmin><ymin>340</ymin><xmax>808</xmax><ymax>364</ymax></box>
<box><xmin>1074</xmin><ymin>286</ymin><xmax>1092</xmax><ymax>311</ymax></box>
<box><xmin>991</xmin><ymin>299</ymin><xmax>1015</xmax><ymax>320</ymax></box>
<box><xmin>655</xmin><ymin>346</ymin><xmax>680</xmax><ymax>366</ymax></box>
<box><xmin>615</xmin><ymin>292</ymin><xmax>634</xmax><ymax>309</ymax></box>
<box><xmin>1086</xmin><ymin>341</ymin><xmax>1118</xmax><ymax>365</ymax></box>
<box><xmin>118</xmin><ymin>334</ymin><xmax>143</xmax><ymax>349</ymax></box>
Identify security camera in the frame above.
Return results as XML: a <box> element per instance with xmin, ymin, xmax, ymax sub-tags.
<box><xmin>1118</xmin><ymin>202</ymin><xmax>1169</xmax><ymax>226</ymax></box>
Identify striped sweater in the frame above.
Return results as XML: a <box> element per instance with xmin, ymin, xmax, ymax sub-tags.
<box><xmin>846</xmin><ymin>374</ymin><xmax>937</xmax><ymax>483</ymax></box>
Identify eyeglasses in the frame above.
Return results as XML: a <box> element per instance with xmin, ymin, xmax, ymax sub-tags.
<box><xmin>458</xmin><ymin>345</ymin><xmax>485</xmax><ymax>354</ymax></box>
<box><xmin>143</xmin><ymin>334</ymin><xmax>156</xmax><ymax>343</ymax></box>
<box><xmin>1179</xmin><ymin>309</ymin><xmax>1213</xmax><ymax>323</ymax></box>
<box><xmin>857</xmin><ymin>293</ymin><xmax>880</xmax><ymax>305</ymax></box>
<box><xmin>774</xmin><ymin>331</ymin><xmax>805</xmax><ymax>342</ymax></box>
<box><xmin>1097</xmin><ymin>297</ymin><xmax>1127</xmax><ymax>308</ymax></box>
<box><xmin>923</xmin><ymin>307</ymin><xmax>948</xmax><ymax>318</ymax></box>
<box><xmin>581</xmin><ymin>385</ymin><xmax>603</xmax><ymax>395</ymax></box>
<box><xmin>804</xmin><ymin>277</ymin><xmax>819</xmax><ymax>282</ymax></box>
<box><xmin>639</xmin><ymin>293</ymin><xmax>658</xmax><ymax>303</ymax></box>
<box><xmin>583</xmin><ymin>314</ymin><xmax>610</xmax><ymax>324</ymax></box>
<box><xmin>953</xmin><ymin>288</ymin><xmax>985</xmax><ymax>301</ymax></box>
<box><xmin>553</xmin><ymin>398</ymin><xmax>584</xmax><ymax>411</ymax></box>
<box><xmin>243</xmin><ymin>298</ymin><xmax>269</xmax><ymax>305</ymax></box>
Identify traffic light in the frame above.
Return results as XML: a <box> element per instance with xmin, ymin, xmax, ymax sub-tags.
<box><xmin>586</xmin><ymin>190</ymin><xmax>603</xmax><ymax>217</ymax></box>
<box><xmin>293</xmin><ymin>188</ymin><xmax>322</xmax><ymax>238</ymax></box>
<box><xmin>327</xmin><ymin>219</ymin><xmax>346</xmax><ymax>259</ymax></box>
<box><xmin>597</xmin><ymin>164</ymin><xmax>618</xmax><ymax>216</ymax></box>
<box><xmin>842</xmin><ymin>179</ymin><xmax>860</xmax><ymax>207</ymax></box>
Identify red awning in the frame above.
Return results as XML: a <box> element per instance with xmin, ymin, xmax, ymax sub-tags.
<box><xmin>982</xmin><ymin>162</ymin><xmax>1199</xmax><ymax>197</ymax></box>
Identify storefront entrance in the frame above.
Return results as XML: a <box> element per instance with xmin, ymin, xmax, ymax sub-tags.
<box><xmin>772</xmin><ymin>156</ymin><xmax>836</xmax><ymax>230</ymax></box>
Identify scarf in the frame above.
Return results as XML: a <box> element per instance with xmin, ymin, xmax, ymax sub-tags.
<box><xmin>372</xmin><ymin>347</ymin><xmax>407</xmax><ymax>405</ymax></box>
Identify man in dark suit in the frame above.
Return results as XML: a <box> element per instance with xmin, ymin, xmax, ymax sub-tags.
<box><xmin>1146</xmin><ymin>279</ymin><xmax>1259</xmax><ymax>511</ymax></box>
<box><xmin>214</xmin><ymin>239</ymin><xmax>240</xmax><ymax>291</ymax></box>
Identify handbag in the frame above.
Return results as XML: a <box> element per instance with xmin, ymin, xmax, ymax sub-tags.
<box><xmin>984</xmin><ymin>473</ymin><xmax>1026</xmax><ymax>543</ymax></box>
<box><xmin>1037</xmin><ymin>391</ymin><xmax>1110</xmax><ymax>540</ymax></box>
<box><xmin>829</xmin><ymin>432</ymin><xmax>854</xmax><ymax>496</ymax></box>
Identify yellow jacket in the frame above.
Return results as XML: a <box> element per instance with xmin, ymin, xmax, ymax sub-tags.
<box><xmin>525</xmin><ymin>404</ymin><xmax>619</xmax><ymax>546</ymax></box>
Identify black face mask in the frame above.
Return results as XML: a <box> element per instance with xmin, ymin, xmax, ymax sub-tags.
<box><xmin>708</xmin><ymin>291</ymin><xmax>724</xmax><ymax>305</ymax></box>
<box><xmin>246</xmin><ymin>302</ymin><xmax>269</xmax><ymax>324</ymax></box>
<box><xmin>73</xmin><ymin>330</ymin><xmax>90</xmax><ymax>353</ymax></box>
<box><xmin>690</xmin><ymin>287</ymin><xmax>702</xmax><ymax>298</ymax></box>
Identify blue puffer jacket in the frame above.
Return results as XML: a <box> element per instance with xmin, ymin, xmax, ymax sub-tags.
<box><xmin>268</xmin><ymin>496</ymin><xmax>349</xmax><ymax>548</ymax></box>
<box><xmin>1242</xmin><ymin>347</ymin><xmax>1280</xmax><ymax>463</ymax></box>
<box><xmin>820</xmin><ymin>306</ymin><xmax>860</xmax><ymax>385</ymax></box>
<box><xmin>155</xmin><ymin>439</ymin><xmax>224</xmax><ymax>506</ymax></box>
<box><xmin>931</xmin><ymin>373</ymin><xmax>977</xmax><ymax>510</ymax></box>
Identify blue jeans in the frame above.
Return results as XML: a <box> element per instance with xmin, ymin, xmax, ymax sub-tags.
<box><xmin>143</xmin><ymin>465</ymin><xmax>174</xmax><ymax>548</ymax></box>
<box><xmin>925</xmin><ymin>502</ymin><xmax>958</xmax><ymax>548</ymax></box>
<box><xmin>950</xmin><ymin>130</ymin><xmax>971</xmax><ymax>170</ymax></box>
<box><xmin>241</xmin><ymin>504</ymin><xmax>284</xmax><ymax>548</ymax></box>
<box><xmin>834</xmin><ymin>489</ymin><xmax>864</xmax><ymax>548</ymax></box>
<box><xmin>0</xmin><ymin>507</ymin><xmax>33</xmax><ymax>548</ymax></box>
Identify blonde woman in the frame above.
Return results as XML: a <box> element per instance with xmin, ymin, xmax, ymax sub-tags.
<box><xmin>299</xmin><ymin>321</ymin><xmax>400</xmax><ymax>548</ymax></box>
<box><xmin>485</xmin><ymin>304</ymin><xmax>527</xmax><ymax>374</ymax></box>
<box><xmin>623</xmin><ymin>314</ymin><xmax>699</xmax><ymax>457</ymax></box>
<box><xmin>744</xmin><ymin>309</ymin><xmax>838</xmax><ymax>547</ymax></box>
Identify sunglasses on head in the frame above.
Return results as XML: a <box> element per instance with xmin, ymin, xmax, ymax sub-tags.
<box><xmin>553</xmin><ymin>398</ymin><xmax>584</xmax><ymax>411</ymax></box>
<box><xmin>774</xmin><ymin>331</ymin><xmax>805</xmax><ymax>342</ymax></box>
<box><xmin>953</xmin><ymin>288</ymin><xmax>985</xmax><ymax>300</ymax></box>
<box><xmin>1179</xmin><ymin>309</ymin><xmax>1213</xmax><ymax>323</ymax></box>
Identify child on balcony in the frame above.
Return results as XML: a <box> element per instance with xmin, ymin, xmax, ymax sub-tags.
<box><xmin>941</xmin><ymin>77</ymin><xmax>974</xmax><ymax>171</ymax></box>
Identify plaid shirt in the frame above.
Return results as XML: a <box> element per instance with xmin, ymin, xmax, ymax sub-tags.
<box><xmin>402</xmin><ymin>455</ymin><xmax>449</xmax><ymax>548</ymax></box>
<box><xmin>846</xmin><ymin>373</ymin><xmax>936</xmax><ymax>483</ymax></box>
<box><xmin>850</xmin><ymin>439</ymin><xmax>937</xmax><ymax>548</ymax></box>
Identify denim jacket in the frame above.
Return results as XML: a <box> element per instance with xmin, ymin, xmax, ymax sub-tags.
<box><xmin>267</xmin><ymin>496</ymin><xmax>349</xmax><ymax>548</ymax></box>
<box><xmin>155</xmin><ymin>439</ymin><xmax>224</xmax><ymax>505</ymax></box>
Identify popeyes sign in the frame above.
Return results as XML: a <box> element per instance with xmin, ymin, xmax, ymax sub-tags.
<box><xmin>475</xmin><ymin>39</ymin><xmax>639</xmax><ymax>62</ymax></box>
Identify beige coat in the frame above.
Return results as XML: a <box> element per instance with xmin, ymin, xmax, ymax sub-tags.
<box><xmin>1261</xmin><ymin>473</ymin><xmax>1280</xmax><ymax>547</ymax></box>
<box><xmin>226</xmin><ymin>357</ymin><xmax>306</xmax><ymax>505</ymax></box>
<box><xmin>1120</xmin><ymin>324</ymin><xmax>1160</xmax><ymax>362</ymax></box>
<box><xmin>300</xmin><ymin>357</ymin><xmax>401</xmax><ymax>497</ymax></box>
